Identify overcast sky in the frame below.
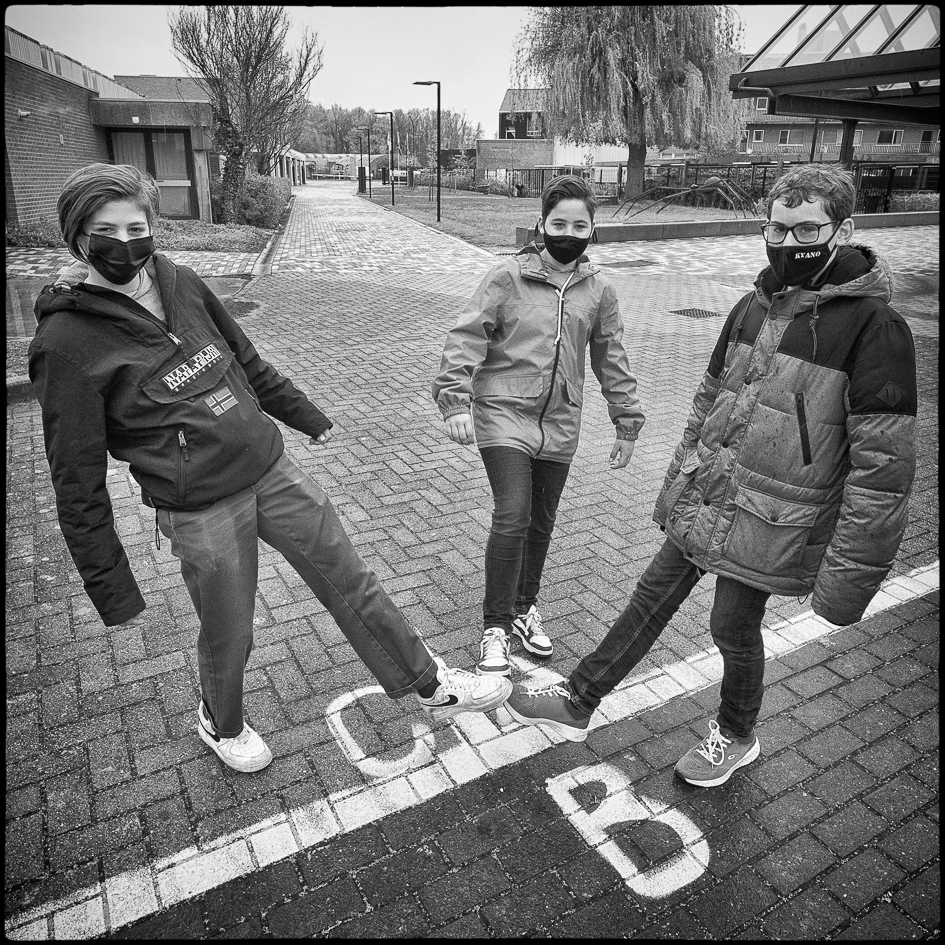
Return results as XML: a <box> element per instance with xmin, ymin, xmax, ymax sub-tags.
<box><xmin>5</xmin><ymin>4</ymin><xmax>800</xmax><ymax>138</ymax></box>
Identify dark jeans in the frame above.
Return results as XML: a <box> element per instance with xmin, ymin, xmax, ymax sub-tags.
<box><xmin>480</xmin><ymin>446</ymin><xmax>571</xmax><ymax>632</ymax></box>
<box><xmin>157</xmin><ymin>453</ymin><xmax>438</xmax><ymax>736</ymax></box>
<box><xmin>569</xmin><ymin>537</ymin><xmax>770</xmax><ymax>738</ymax></box>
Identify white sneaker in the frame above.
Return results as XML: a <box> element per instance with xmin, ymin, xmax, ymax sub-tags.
<box><xmin>512</xmin><ymin>605</ymin><xmax>553</xmax><ymax>657</ymax></box>
<box><xmin>197</xmin><ymin>701</ymin><xmax>273</xmax><ymax>773</ymax></box>
<box><xmin>477</xmin><ymin>626</ymin><xmax>511</xmax><ymax>676</ymax></box>
<box><xmin>417</xmin><ymin>657</ymin><xmax>512</xmax><ymax>722</ymax></box>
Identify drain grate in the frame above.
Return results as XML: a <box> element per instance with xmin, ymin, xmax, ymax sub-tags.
<box><xmin>670</xmin><ymin>308</ymin><xmax>724</xmax><ymax>319</ymax></box>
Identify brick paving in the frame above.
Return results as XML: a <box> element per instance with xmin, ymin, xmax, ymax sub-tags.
<box><xmin>4</xmin><ymin>180</ymin><xmax>939</xmax><ymax>939</ymax></box>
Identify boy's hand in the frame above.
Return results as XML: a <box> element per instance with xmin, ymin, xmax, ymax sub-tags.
<box><xmin>310</xmin><ymin>429</ymin><xmax>333</xmax><ymax>447</ymax></box>
<box><xmin>609</xmin><ymin>438</ymin><xmax>635</xmax><ymax>469</ymax></box>
<box><xmin>445</xmin><ymin>413</ymin><xmax>475</xmax><ymax>445</ymax></box>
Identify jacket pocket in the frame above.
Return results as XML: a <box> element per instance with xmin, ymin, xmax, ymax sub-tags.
<box><xmin>475</xmin><ymin>373</ymin><xmax>543</xmax><ymax>400</ymax></box>
<box><xmin>563</xmin><ymin>377</ymin><xmax>583</xmax><ymax>407</ymax></box>
<box><xmin>795</xmin><ymin>392</ymin><xmax>812</xmax><ymax>465</ymax></box>
<box><xmin>664</xmin><ymin>447</ymin><xmax>701</xmax><ymax>521</ymax></box>
<box><xmin>724</xmin><ymin>485</ymin><xmax>820</xmax><ymax>576</ymax></box>
<box><xmin>142</xmin><ymin>342</ymin><xmax>234</xmax><ymax>403</ymax></box>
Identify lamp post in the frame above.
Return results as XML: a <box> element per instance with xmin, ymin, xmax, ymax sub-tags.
<box><xmin>375</xmin><ymin>110</ymin><xmax>395</xmax><ymax>206</ymax></box>
<box><xmin>357</xmin><ymin>135</ymin><xmax>363</xmax><ymax>193</ymax></box>
<box><xmin>414</xmin><ymin>80</ymin><xmax>440</xmax><ymax>222</ymax></box>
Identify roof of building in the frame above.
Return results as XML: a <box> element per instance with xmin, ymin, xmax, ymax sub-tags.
<box><xmin>731</xmin><ymin>4</ymin><xmax>940</xmax><ymax>126</ymax></box>
<box><xmin>112</xmin><ymin>75</ymin><xmax>209</xmax><ymax>102</ymax></box>
<box><xmin>499</xmin><ymin>88</ymin><xmax>548</xmax><ymax>113</ymax></box>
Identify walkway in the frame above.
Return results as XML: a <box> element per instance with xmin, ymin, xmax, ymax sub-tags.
<box><xmin>5</xmin><ymin>180</ymin><xmax>939</xmax><ymax>939</ymax></box>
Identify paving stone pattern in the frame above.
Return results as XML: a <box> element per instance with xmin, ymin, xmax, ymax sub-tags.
<box><xmin>4</xmin><ymin>180</ymin><xmax>939</xmax><ymax>939</ymax></box>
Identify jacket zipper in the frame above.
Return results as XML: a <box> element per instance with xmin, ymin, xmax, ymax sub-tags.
<box><xmin>536</xmin><ymin>270</ymin><xmax>576</xmax><ymax>456</ymax></box>
<box><xmin>795</xmin><ymin>392</ymin><xmax>812</xmax><ymax>465</ymax></box>
<box><xmin>177</xmin><ymin>429</ymin><xmax>190</xmax><ymax>502</ymax></box>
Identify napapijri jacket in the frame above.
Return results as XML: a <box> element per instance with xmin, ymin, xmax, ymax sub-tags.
<box><xmin>654</xmin><ymin>243</ymin><xmax>917</xmax><ymax>625</ymax></box>
<box><xmin>29</xmin><ymin>253</ymin><xmax>332</xmax><ymax>625</ymax></box>
<box><xmin>432</xmin><ymin>244</ymin><xmax>645</xmax><ymax>462</ymax></box>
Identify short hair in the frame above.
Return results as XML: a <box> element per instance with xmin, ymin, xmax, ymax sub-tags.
<box><xmin>58</xmin><ymin>163</ymin><xmax>160</xmax><ymax>260</ymax></box>
<box><xmin>766</xmin><ymin>163</ymin><xmax>856</xmax><ymax>222</ymax></box>
<box><xmin>541</xmin><ymin>174</ymin><xmax>597</xmax><ymax>223</ymax></box>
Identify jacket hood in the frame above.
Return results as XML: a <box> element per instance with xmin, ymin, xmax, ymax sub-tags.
<box><xmin>754</xmin><ymin>243</ymin><xmax>893</xmax><ymax>313</ymax></box>
<box><xmin>34</xmin><ymin>256</ymin><xmax>166</xmax><ymax>325</ymax></box>
<box><xmin>515</xmin><ymin>241</ymin><xmax>599</xmax><ymax>280</ymax></box>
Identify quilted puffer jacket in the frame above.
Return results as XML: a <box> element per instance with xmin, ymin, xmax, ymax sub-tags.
<box><xmin>432</xmin><ymin>244</ymin><xmax>645</xmax><ymax>462</ymax></box>
<box><xmin>654</xmin><ymin>244</ymin><xmax>917</xmax><ymax>625</ymax></box>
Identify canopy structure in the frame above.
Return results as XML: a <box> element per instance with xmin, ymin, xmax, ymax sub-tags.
<box><xmin>731</xmin><ymin>5</ymin><xmax>940</xmax><ymax>164</ymax></box>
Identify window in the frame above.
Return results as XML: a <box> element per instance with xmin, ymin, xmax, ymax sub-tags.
<box><xmin>755</xmin><ymin>96</ymin><xmax>768</xmax><ymax>110</ymax></box>
<box><xmin>752</xmin><ymin>129</ymin><xmax>765</xmax><ymax>143</ymax></box>
<box><xmin>876</xmin><ymin>129</ymin><xmax>903</xmax><ymax>146</ymax></box>
<box><xmin>778</xmin><ymin>129</ymin><xmax>803</xmax><ymax>145</ymax></box>
<box><xmin>853</xmin><ymin>130</ymin><xmax>863</xmax><ymax>145</ymax></box>
<box><xmin>820</xmin><ymin>129</ymin><xmax>840</xmax><ymax>145</ymax></box>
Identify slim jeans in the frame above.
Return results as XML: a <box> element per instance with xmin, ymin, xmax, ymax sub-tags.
<box><xmin>569</xmin><ymin>537</ymin><xmax>771</xmax><ymax>738</ymax></box>
<box><xmin>480</xmin><ymin>446</ymin><xmax>571</xmax><ymax>632</ymax></box>
<box><xmin>157</xmin><ymin>453</ymin><xmax>438</xmax><ymax>736</ymax></box>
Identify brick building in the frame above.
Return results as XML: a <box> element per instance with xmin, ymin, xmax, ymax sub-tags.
<box><xmin>5</xmin><ymin>25</ymin><xmax>308</xmax><ymax>227</ymax></box>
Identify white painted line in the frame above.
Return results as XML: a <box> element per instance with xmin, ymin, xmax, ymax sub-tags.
<box><xmin>5</xmin><ymin>562</ymin><xmax>937</xmax><ymax>939</ymax></box>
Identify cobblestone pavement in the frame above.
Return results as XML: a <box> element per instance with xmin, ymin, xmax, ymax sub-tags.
<box><xmin>5</xmin><ymin>181</ymin><xmax>939</xmax><ymax>939</ymax></box>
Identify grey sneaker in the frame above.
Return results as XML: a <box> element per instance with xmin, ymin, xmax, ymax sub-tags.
<box><xmin>512</xmin><ymin>605</ymin><xmax>553</xmax><ymax>657</ymax></box>
<box><xmin>417</xmin><ymin>657</ymin><xmax>512</xmax><ymax>722</ymax></box>
<box><xmin>675</xmin><ymin>720</ymin><xmax>760</xmax><ymax>787</ymax></box>
<box><xmin>477</xmin><ymin>626</ymin><xmax>511</xmax><ymax>676</ymax></box>
<box><xmin>197</xmin><ymin>701</ymin><xmax>273</xmax><ymax>773</ymax></box>
<box><xmin>504</xmin><ymin>681</ymin><xmax>591</xmax><ymax>742</ymax></box>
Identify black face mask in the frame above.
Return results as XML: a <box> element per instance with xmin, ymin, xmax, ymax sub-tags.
<box><xmin>542</xmin><ymin>231</ymin><xmax>590</xmax><ymax>265</ymax></box>
<box><xmin>765</xmin><ymin>224</ymin><xmax>840</xmax><ymax>287</ymax></box>
<box><xmin>86</xmin><ymin>233</ymin><xmax>154</xmax><ymax>285</ymax></box>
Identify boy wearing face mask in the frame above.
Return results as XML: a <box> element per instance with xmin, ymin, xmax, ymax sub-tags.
<box><xmin>433</xmin><ymin>175</ymin><xmax>645</xmax><ymax>676</ymax></box>
<box><xmin>504</xmin><ymin>163</ymin><xmax>917</xmax><ymax>789</ymax></box>
<box><xmin>29</xmin><ymin>163</ymin><xmax>513</xmax><ymax>775</ymax></box>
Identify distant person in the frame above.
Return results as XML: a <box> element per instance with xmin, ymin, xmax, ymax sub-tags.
<box><xmin>504</xmin><ymin>163</ymin><xmax>917</xmax><ymax>787</ymax></box>
<box><xmin>29</xmin><ymin>163</ymin><xmax>511</xmax><ymax>775</ymax></box>
<box><xmin>433</xmin><ymin>174</ymin><xmax>645</xmax><ymax>676</ymax></box>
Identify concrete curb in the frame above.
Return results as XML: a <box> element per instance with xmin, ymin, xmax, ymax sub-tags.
<box><xmin>251</xmin><ymin>195</ymin><xmax>296</xmax><ymax>277</ymax></box>
<box><xmin>515</xmin><ymin>210</ymin><xmax>940</xmax><ymax>246</ymax></box>
<box><xmin>6</xmin><ymin>374</ymin><xmax>33</xmax><ymax>403</ymax></box>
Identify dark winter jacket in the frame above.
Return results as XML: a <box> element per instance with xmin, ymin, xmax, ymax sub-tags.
<box><xmin>654</xmin><ymin>244</ymin><xmax>917</xmax><ymax>625</ymax></box>
<box><xmin>433</xmin><ymin>244</ymin><xmax>645</xmax><ymax>461</ymax></box>
<box><xmin>29</xmin><ymin>253</ymin><xmax>332</xmax><ymax>625</ymax></box>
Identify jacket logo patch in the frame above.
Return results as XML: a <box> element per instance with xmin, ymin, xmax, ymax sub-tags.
<box><xmin>205</xmin><ymin>387</ymin><xmax>238</xmax><ymax>415</ymax></box>
<box><xmin>162</xmin><ymin>344</ymin><xmax>223</xmax><ymax>392</ymax></box>
<box><xmin>876</xmin><ymin>382</ymin><xmax>904</xmax><ymax>408</ymax></box>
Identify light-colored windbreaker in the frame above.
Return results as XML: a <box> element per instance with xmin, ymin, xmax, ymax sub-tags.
<box><xmin>433</xmin><ymin>245</ymin><xmax>645</xmax><ymax>462</ymax></box>
<box><xmin>654</xmin><ymin>244</ymin><xmax>917</xmax><ymax>625</ymax></box>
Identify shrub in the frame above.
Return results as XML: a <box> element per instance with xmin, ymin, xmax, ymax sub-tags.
<box><xmin>6</xmin><ymin>217</ymin><xmax>64</xmax><ymax>248</ymax></box>
<box><xmin>239</xmin><ymin>172</ymin><xmax>292</xmax><ymax>228</ymax></box>
<box><xmin>888</xmin><ymin>191</ymin><xmax>939</xmax><ymax>212</ymax></box>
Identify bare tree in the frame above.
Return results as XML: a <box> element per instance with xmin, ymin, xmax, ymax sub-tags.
<box><xmin>513</xmin><ymin>5</ymin><xmax>745</xmax><ymax>197</ymax></box>
<box><xmin>168</xmin><ymin>5</ymin><xmax>323</xmax><ymax>222</ymax></box>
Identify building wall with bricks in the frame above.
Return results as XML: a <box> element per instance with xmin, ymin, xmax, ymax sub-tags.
<box><xmin>5</xmin><ymin>55</ymin><xmax>110</xmax><ymax>226</ymax></box>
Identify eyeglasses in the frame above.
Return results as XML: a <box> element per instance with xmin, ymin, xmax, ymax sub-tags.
<box><xmin>760</xmin><ymin>221</ymin><xmax>841</xmax><ymax>245</ymax></box>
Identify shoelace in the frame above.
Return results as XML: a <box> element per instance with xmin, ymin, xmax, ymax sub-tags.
<box><xmin>525</xmin><ymin>682</ymin><xmax>570</xmax><ymax>700</ymax></box>
<box><xmin>440</xmin><ymin>666</ymin><xmax>481</xmax><ymax>692</ymax></box>
<box><xmin>695</xmin><ymin>721</ymin><xmax>730</xmax><ymax>767</ymax></box>
<box><xmin>480</xmin><ymin>628</ymin><xmax>509</xmax><ymax>661</ymax></box>
<box><xmin>526</xmin><ymin>610</ymin><xmax>545</xmax><ymax>635</ymax></box>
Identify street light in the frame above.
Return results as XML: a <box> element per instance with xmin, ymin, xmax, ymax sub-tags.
<box><xmin>414</xmin><ymin>80</ymin><xmax>440</xmax><ymax>222</ymax></box>
<box><xmin>356</xmin><ymin>125</ymin><xmax>372</xmax><ymax>197</ymax></box>
<box><xmin>357</xmin><ymin>135</ymin><xmax>363</xmax><ymax>193</ymax></box>
<box><xmin>375</xmin><ymin>110</ymin><xmax>395</xmax><ymax>206</ymax></box>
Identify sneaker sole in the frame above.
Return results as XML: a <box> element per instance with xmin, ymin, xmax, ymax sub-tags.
<box><xmin>504</xmin><ymin>702</ymin><xmax>588</xmax><ymax>742</ymax></box>
<box><xmin>511</xmin><ymin>627</ymin><xmax>553</xmax><ymax>658</ymax></box>
<box><xmin>476</xmin><ymin>663</ymin><xmax>511</xmax><ymax>677</ymax></box>
<box><xmin>676</xmin><ymin>739</ymin><xmax>760</xmax><ymax>787</ymax></box>
<box><xmin>197</xmin><ymin>723</ymin><xmax>273</xmax><ymax>773</ymax></box>
<box><xmin>423</xmin><ymin>677</ymin><xmax>513</xmax><ymax>722</ymax></box>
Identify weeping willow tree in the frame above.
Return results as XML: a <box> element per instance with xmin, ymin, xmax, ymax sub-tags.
<box><xmin>513</xmin><ymin>6</ymin><xmax>747</xmax><ymax>197</ymax></box>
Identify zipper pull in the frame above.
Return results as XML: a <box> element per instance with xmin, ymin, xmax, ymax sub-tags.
<box><xmin>154</xmin><ymin>510</ymin><xmax>161</xmax><ymax>551</ymax></box>
<box><xmin>178</xmin><ymin>430</ymin><xmax>190</xmax><ymax>461</ymax></box>
<box><xmin>168</xmin><ymin>332</ymin><xmax>183</xmax><ymax>347</ymax></box>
